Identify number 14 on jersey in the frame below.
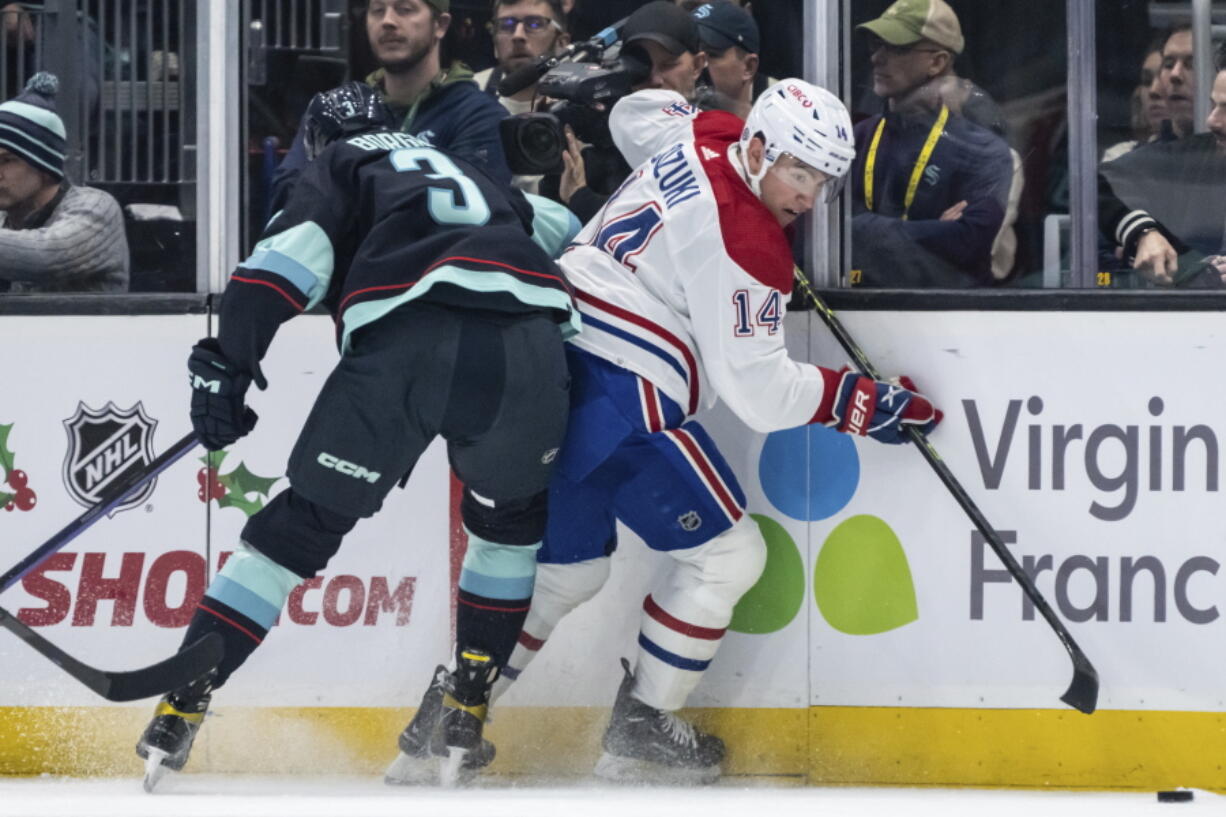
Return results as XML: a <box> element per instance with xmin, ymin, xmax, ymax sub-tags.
<box><xmin>732</xmin><ymin>289</ymin><xmax>783</xmax><ymax>336</ymax></box>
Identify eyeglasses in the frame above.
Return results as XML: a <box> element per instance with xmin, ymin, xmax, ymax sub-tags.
<box><xmin>489</xmin><ymin>15</ymin><xmax>562</xmax><ymax>36</ymax></box>
<box><xmin>866</xmin><ymin>36</ymin><xmax>945</xmax><ymax>57</ymax></box>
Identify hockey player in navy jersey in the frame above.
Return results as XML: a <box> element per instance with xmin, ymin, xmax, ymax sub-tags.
<box><xmin>488</xmin><ymin>79</ymin><xmax>943</xmax><ymax>783</ymax></box>
<box><xmin>135</xmin><ymin>82</ymin><xmax>578</xmax><ymax>790</ymax></box>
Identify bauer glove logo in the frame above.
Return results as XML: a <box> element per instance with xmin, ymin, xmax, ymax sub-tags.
<box><xmin>846</xmin><ymin>384</ymin><xmax>873</xmax><ymax>436</ymax></box>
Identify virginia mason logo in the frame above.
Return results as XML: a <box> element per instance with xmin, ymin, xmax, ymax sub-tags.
<box><xmin>62</xmin><ymin>401</ymin><xmax>158</xmax><ymax>513</ymax></box>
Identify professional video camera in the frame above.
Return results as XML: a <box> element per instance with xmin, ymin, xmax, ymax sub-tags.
<box><xmin>497</xmin><ymin>19</ymin><xmax>650</xmax><ymax>176</ymax></box>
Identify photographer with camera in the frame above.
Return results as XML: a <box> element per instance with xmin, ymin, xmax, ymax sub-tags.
<box><xmin>502</xmin><ymin>1</ymin><xmax>707</xmax><ymax>223</ymax></box>
<box><xmin>475</xmin><ymin>0</ymin><xmax>571</xmax><ymax>194</ymax></box>
<box><xmin>476</xmin><ymin>0</ymin><xmax>570</xmax><ymax>116</ymax></box>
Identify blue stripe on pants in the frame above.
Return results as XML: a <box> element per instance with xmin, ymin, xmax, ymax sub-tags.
<box><xmin>638</xmin><ymin>632</ymin><xmax>711</xmax><ymax>672</ymax></box>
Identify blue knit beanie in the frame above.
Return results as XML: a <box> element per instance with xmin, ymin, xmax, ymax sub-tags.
<box><xmin>0</xmin><ymin>73</ymin><xmax>67</xmax><ymax>179</ymax></box>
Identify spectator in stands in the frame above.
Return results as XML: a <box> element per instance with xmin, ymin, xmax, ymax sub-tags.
<box><xmin>1201</xmin><ymin>54</ymin><xmax>1226</xmax><ymax>285</ymax></box>
<box><xmin>475</xmin><ymin>0</ymin><xmax>569</xmax><ymax>114</ymax></box>
<box><xmin>849</xmin><ymin>0</ymin><xmax>1015</xmax><ymax>287</ymax></box>
<box><xmin>678</xmin><ymin>0</ymin><xmax>803</xmax><ymax>80</ymax></box>
<box><xmin>0</xmin><ymin>73</ymin><xmax>127</xmax><ymax>293</ymax></box>
<box><xmin>1097</xmin><ymin>29</ymin><xmax>1226</xmax><ymax>287</ymax></box>
<box><xmin>1159</xmin><ymin>26</ymin><xmax>1195</xmax><ymax>139</ymax></box>
<box><xmin>1102</xmin><ymin>37</ymin><xmax>1168</xmax><ymax>163</ymax></box>
<box><xmin>1</xmin><ymin>3</ymin><xmax>102</xmax><ymax>114</ymax></box>
<box><xmin>691</xmin><ymin>1</ymin><xmax>766</xmax><ymax>119</ymax></box>
<box><xmin>475</xmin><ymin>0</ymin><xmax>569</xmax><ymax>194</ymax></box>
<box><xmin>271</xmin><ymin>0</ymin><xmax>512</xmax><ymax>211</ymax></box>
<box><xmin>550</xmin><ymin>1</ymin><xmax>705</xmax><ymax>222</ymax></box>
<box><xmin>1</xmin><ymin>3</ymin><xmax>33</xmax><ymax>45</ymax></box>
<box><xmin>1096</xmin><ymin>28</ymin><xmax>1186</xmax><ymax>285</ymax></box>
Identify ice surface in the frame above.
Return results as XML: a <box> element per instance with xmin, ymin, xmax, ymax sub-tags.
<box><xmin>0</xmin><ymin>776</ymin><xmax>1218</xmax><ymax>817</ymax></box>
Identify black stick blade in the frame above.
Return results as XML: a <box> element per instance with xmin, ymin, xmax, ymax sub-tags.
<box><xmin>796</xmin><ymin>275</ymin><xmax>1106</xmax><ymax>717</ymax></box>
<box><xmin>1060</xmin><ymin>655</ymin><xmax>1100</xmax><ymax>714</ymax></box>
<box><xmin>100</xmin><ymin>634</ymin><xmax>224</xmax><ymax>702</ymax></box>
<box><xmin>0</xmin><ymin>606</ymin><xmax>222</xmax><ymax>702</ymax></box>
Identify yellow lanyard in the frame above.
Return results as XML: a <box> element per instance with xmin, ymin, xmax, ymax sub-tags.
<box><xmin>864</xmin><ymin>104</ymin><xmax>949</xmax><ymax>220</ymax></box>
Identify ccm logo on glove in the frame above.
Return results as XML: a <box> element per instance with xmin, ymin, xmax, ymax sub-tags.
<box><xmin>187</xmin><ymin>338</ymin><xmax>259</xmax><ymax>451</ymax></box>
<box><xmin>191</xmin><ymin>374</ymin><xmax>221</xmax><ymax>394</ymax></box>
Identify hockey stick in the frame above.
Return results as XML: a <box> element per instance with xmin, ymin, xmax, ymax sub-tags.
<box><xmin>794</xmin><ymin>270</ymin><xmax>1099</xmax><ymax>714</ymax></box>
<box><xmin>0</xmin><ymin>606</ymin><xmax>222</xmax><ymax>701</ymax></box>
<box><xmin>0</xmin><ymin>431</ymin><xmax>216</xmax><ymax>701</ymax></box>
<box><xmin>1</xmin><ymin>431</ymin><xmax>199</xmax><ymax>593</ymax></box>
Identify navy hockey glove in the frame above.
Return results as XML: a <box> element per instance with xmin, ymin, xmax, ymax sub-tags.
<box><xmin>828</xmin><ymin>368</ymin><xmax>942</xmax><ymax>445</ymax></box>
<box><xmin>188</xmin><ymin>338</ymin><xmax>259</xmax><ymax>451</ymax></box>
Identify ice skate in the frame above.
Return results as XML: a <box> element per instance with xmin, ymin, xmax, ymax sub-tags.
<box><xmin>594</xmin><ymin>658</ymin><xmax>724</xmax><ymax>785</ymax></box>
<box><xmin>135</xmin><ymin>673</ymin><xmax>213</xmax><ymax>793</ymax></box>
<box><xmin>433</xmin><ymin>649</ymin><xmax>498</xmax><ymax>787</ymax></box>
<box><xmin>383</xmin><ymin>661</ymin><xmax>495</xmax><ymax>787</ymax></box>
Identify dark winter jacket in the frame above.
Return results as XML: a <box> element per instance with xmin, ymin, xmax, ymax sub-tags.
<box><xmin>851</xmin><ymin>107</ymin><xmax>1013</xmax><ymax>287</ymax></box>
<box><xmin>270</xmin><ymin>64</ymin><xmax>512</xmax><ymax>213</ymax></box>
<box><xmin>1098</xmin><ymin>132</ymin><xmax>1226</xmax><ymax>260</ymax></box>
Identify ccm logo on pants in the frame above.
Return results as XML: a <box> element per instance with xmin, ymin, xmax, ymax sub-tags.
<box><xmin>317</xmin><ymin>452</ymin><xmax>382</xmax><ymax>483</ymax></box>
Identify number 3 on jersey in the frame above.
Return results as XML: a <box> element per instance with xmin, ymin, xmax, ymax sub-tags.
<box><xmin>389</xmin><ymin>146</ymin><xmax>491</xmax><ymax>226</ymax></box>
<box><xmin>732</xmin><ymin>289</ymin><xmax>783</xmax><ymax>336</ymax></box>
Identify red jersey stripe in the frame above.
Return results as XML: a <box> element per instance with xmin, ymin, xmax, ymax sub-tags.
<box><xmin>518</xmin><ymin>631</ymin><xmax>546</xmax><ymax>651</ymax></box>
<box><xmin>197</xmin><ymin>603</ymin><xmax>264</xmax><ymax>645</ymax></box>
<box><xmin>643</xmin><ymin>594</ymin><xmax>726</xmax><ymax>640</ymax></box>
<box><xmin>230</xmin><ymin>275</ymin><xmax>307</xmax><ymax>312</ymax></box>
<box><xmin>574</xmin><ymin>288</ymin><xmax>700</xmax><ymax>415</ymax></box>
<box><xmin>338</xmin><ymin>255</ymin><xmax>572</xmax><ymax>315</ymax></box>
<box><xmin>458</xmin><ymin>596</ymin><xmax>531</xmax><ymax>614</ymax></box>
<box><xmin>665</xmin><ymin>428</ymin><xmax>743</xmax><ymax>522</ymax></box>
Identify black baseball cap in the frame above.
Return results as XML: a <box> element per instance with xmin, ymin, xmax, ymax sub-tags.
<box><xmin>692</xmin><ymin>1</ymin><xmax>759</xmax><ymax>54</ymax></box>
<box><xmin>622</xmin><ymin>1</ymin><xmax>701</xmax><ymax>56</ymax></box>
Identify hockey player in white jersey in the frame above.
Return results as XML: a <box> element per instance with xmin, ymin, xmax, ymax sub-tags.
<box><xmin>488</xmin><ymin>79</ymin><xmax>943</xmax><ymax>784</ymax></box>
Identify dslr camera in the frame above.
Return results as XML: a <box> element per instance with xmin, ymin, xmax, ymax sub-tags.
<box><xmin>498</xmin><ymin>42</ymin><xmax>651</xmax><ymax>175</ymax></box>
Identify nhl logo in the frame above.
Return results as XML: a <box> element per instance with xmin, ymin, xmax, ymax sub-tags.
<box><xmin>62</xmin><ymin>401</ymin><xmax>158</xmax><ymax>514</ymax></box>
<box><xmin>678</xmin><ymin>510</ymin><xmax>702</xmax><ymax>532</ymax></box>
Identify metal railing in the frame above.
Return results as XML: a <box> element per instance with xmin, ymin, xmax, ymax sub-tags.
<box><xmin>86</xmin><ymin>0</ymin><xmax>192</xmax><ymax>184</ymax></box>
<box><xmin>0</xmin><ymin>4</ymin><xmax>43</xmax><ymax>106</ymax></box>
<box><xmin>248</xmin><ymin>0</ymin><xmax>344</xmax><ymax>52</ymax></box>
<box><xmin>1</xmin><ymin>1</ymin><xmax>194</xmax><ymax>186</ymax></box>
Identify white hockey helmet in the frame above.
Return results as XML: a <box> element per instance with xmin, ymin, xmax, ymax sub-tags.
<box><xmin>739</xmin><ymin>79</ymin><xmax>856</xmax><ymax>202</ymax></box>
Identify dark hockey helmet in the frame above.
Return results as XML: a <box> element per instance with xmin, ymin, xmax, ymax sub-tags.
<box><xmin>303</xmin><ymin>81</ymin><xmax>396</xmax><ymax>160</ymax></box>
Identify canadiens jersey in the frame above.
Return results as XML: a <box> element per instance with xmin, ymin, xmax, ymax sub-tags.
<box><xmin>231</xmin><ymin>130</ymin><xmax>579</xmax><ymax>352</ymax></box>
<box><xmin>561</xmin><ymin>90</ymin><xmax>830</xmax><ymax>432</ymax></box>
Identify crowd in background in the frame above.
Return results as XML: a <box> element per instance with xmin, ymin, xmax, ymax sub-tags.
<box><xmin>0</xmin><ymin>0</ymin><xmax>1222</xmax><ymax>293</ymax></box>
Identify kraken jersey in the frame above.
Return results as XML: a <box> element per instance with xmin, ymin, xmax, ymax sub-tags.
<box><xmin>227</xmin><ymin>130</ymin><xmax>579</xmax><ymax>357</ymax></box>
<box><xmin>560</xmin><ymin>90</ymin><xmax>830</xmax><ymax>432</ymax></box>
